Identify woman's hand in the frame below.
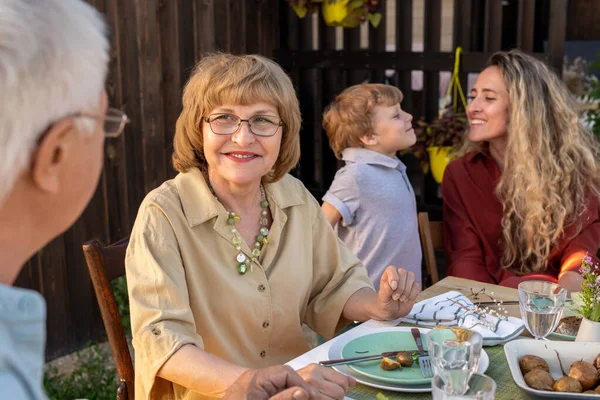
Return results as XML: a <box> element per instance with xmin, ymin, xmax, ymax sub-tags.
<box><xmin>373</xmin><ymin>266</ymin><xmax>421</xmax><ymax>320</ymax></box>
<box><xmin>223</xmin><ymin>365</ymin><xmax>311</xmax><ymax>400</ymax></box>
<box><xmin>296</xmin><ymin>363</ymin><xmax>356</xmax><ymax>399</ymax></box>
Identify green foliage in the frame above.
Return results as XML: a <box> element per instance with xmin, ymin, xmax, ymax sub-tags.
<box><xmin>44</xmin><ymin>345</ymin><xmax>117</xmax><ymax>400</ymax></box>
<box><xmin>111</xmin><ymin>275</ymin><xmax>131</xmax><ymax>336</ymax></box>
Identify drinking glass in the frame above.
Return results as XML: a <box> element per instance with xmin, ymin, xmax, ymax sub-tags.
<box><xmin>518</xmin><ymin>280</ymin><xmax>567</xmax><ymax>340</ymax></box>
<box><xmin>432</xmin><ymin>373</ymin><xmax>496</xmax><ymax>400</ymax></box>
<box><xmin>427</xmin><ymin>328</ymin><xmax>483</xmax><ymax>395</ymax></box>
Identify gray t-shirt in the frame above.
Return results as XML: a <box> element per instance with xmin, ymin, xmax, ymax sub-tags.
<box><xmin>323</xmin><ymin>148</ymin><xmax>422</xmax><ymax>291</ymax></box>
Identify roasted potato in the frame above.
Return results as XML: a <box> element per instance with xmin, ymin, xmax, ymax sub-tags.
<box><xmin>395</xmin><ymin>351</ymin><xmax>414</xmax><ymax>367</ymax></box>
<box><xmin>569</xmin><ymin>361</ymin><xmax>599</xmax><ymax>390</ymax></box>
<box><xmin>594</xmin><ymin>354</ymin><xmax>600</xmax><ymax>370</ymax></box>
<box><xmin>524</xmin><ymin>369</ymin><xmax>554</xmax><ymax>391</ymax></box>
<box><xmin>520</xmin><ymin>355</ymin><xmax>550</xmax><ymax>375</ymax></box>
<box><xmin>380</xmin><ymin>356</ymin><xmax>401</xmax><ymax>371</ymax></box>
<box><xmin>553</xmin><ymin>376</ymin><xmax>583</xmax><ymax>393</ymax></box>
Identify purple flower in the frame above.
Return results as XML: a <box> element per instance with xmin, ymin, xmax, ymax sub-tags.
<box><xmin>581</xmin><ymin>265</ymin><xmax>591</xmax><ymax>275</ymax></box>
<box><xmin>584</xmin><ymin>254</ymin><xmax>593</xmax><ymax>264</ymax></box>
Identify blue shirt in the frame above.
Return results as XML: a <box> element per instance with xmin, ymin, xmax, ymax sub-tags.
<box><xmin>323</xmin><ymin>148</ymin><xmax>422</xmax><ymax>290</ymax></box>
<box><xmin>0</xmin><ymin>283</ymin><xmax>47</xmax><ymax>399</ymax></box>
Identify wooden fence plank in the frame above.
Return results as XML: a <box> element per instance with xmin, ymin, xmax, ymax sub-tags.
<box><xmin>297</xmin><ymin>13</ymin><xmax>318</xmax><ymax>190</ymax></box>
<box><xmin>517</xmin><ymin>0</ymin><xmax>536</xmax><ymax>52</ymax></box>
<box><xmin>396</xmin><ymin>0</ymin><xmax>413</xmax><ymax>114</ymax></box>
<box><xmin>319</xmin><ymin>17</ymin><xmax>343</xmax><ymax>193</ymax></box>
<box><xmin>548</xmin><ymin>0</ymin><xmax>567</xmax><ymax>74</ymax></box>
<box><xmin>453</xmin><ymin>0</ymin><xmax>472</xmax><ymax>96</ymax></box>
<box><xmin>160</xmin><ymin>0</ymin><xmax>182</xmax><ymax>180</ymax></box>
<box><xmin>38</xmin><ymin>236</ymin><xmax>70</xmax><ymax>360</ymax></box>
<box><xmin>214</xmin><ymin>1</ymin><xmax>231</xmax><ymax>52</ymax></box>
<box><xmin>344</xmin><ymin>25</ymin><xmax>365</xmax><ymax>85</ymax></box>
<box><xmin>178</xmin><ymin>0</ymin><xmax>196</xmax><ymax>82</ymax></box>
<box><xmin>423</xmin><ymin>0</ymin><xmax>442</xmax><ymax>121</ymax></box>
<box><xmin>104</xmin><ymin>0</ymin><xmax>130</xmax><ymax>242</ymax></box>
<box><xmin>484</xmin><ymin>0</ymin><xmax>503</xmax><ymax>52</ymax></box>
<box><xmin>136</xmin><ymin>0</ymin><xmax>167</xmax><ymax>193</ymax></box>
<box><xmin>118</xmin><ymin>0</ymin><xmax>145</xmax><ymax>223</ymax></box>
<box><xmin>369</xmin><ymin>0</ymin><xmax>387</xmax><ymax>83</ymax></box>
<box><xmin>229</xmin><ymin>0</ymin><xmax>247</xmax><ymax>54</ymax></box>
<box><xmin>194</xmin><ymin>0</ymin><xmax>216</xmax><ymax>59</ymax></box>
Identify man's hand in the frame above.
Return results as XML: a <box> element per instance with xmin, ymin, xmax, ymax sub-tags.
<box><xmin>296</xmin><ymin>363</ymin><xmax>356</xmax><ymax>399</ymax></box>
<box><xmin>223</xmin><ymin>365</ymin><xmax>311</xmax><ymax>400</ymax></box>
<box><xmin>374</xmin><ymin>266</ymin><xmax>421</xmax><ymax>320</ymax></box>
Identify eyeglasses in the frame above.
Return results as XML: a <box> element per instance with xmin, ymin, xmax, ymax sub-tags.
<box><xmin>73</xmin><ymin>107</ymin><xmax>130</xmax><ymax>138</ymax></box>
<box><xmin>203</xmin><ymin>113</ymin><xmax>283</xmax><ymax>137</ymax></box>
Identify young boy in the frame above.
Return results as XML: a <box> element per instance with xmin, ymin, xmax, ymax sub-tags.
<box><xmin>322</xmin><ymin>83</ymin><xmax>422</xmax><ymax>291</ymax></box>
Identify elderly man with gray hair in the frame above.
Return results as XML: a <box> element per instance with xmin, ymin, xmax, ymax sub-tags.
<box><xmin>0</xmin><ymin>1</ymin><xmax>312</xmax><ymax>399</ymax></box>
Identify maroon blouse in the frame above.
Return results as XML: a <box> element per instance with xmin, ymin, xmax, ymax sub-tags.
<box><xmin>441</xmin><ymin>151</ymin><xmax>600</xmax><ymax>288</ymax></box>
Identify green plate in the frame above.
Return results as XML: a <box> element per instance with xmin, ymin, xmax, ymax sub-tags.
<box><xmin>341</xmin><ymin>331</ymin><xmax>431</xmax><ymax>385</ymax></box>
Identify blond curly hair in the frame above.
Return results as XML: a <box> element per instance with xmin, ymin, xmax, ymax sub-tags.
<box><xmin>457</xmin><ymin>50</ymin><xmax>600</xmax><ymax>274</ymax></box>
<box><xmin>172</xmin><ymin>53</ymin><xmax>301</xmax><ymax>183</ymax></box>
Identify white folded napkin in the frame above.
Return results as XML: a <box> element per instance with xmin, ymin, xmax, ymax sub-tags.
<box><xmin>399</xmin><ymin>291</ymin><xmax>525</xmax><ymax>340</ymax></box>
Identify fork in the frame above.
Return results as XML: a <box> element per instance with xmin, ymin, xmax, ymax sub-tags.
<box><xmin>411</xmin><ymin>328</ymin><xmax>433</xmax><ymax>378</ymax></box>
<box><xmin>319</xmin><ymin>350</ymin><xmax>426</xmax><ymax>367</ymax></box>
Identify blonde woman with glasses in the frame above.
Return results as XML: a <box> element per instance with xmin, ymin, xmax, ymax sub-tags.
<box><xmin>442</xmin><ymin>49</ymin><xmax>600</xmax><ymax>293</ymax></box>
<box><xmin>125</xmin><ymin>53</ymin><xmax>421</xmax><ymax>399</ymax></box>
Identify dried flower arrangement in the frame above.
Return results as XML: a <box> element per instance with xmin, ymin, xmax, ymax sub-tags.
<box><xmin>444</xmin><ymin>288</ymin><xmax>510</xmax><ymax>331</ymax></box>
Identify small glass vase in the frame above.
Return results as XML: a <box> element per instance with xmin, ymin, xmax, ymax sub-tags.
<box><xmin>575</xmin><ymin>317</ymin><xmax>600</xmax><ymax>342</ymax></box>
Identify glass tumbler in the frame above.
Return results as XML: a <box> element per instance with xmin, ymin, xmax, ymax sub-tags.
<box><xmin>427</xmin><ymin>328</ymin><xmax>483</xmax><ymax>395</ymax></box>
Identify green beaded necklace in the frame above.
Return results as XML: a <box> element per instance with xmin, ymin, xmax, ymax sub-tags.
<box><xmin>207</xmin><ymin>180</ymin><xmax>270</xmax><ymax>275</ymax></box>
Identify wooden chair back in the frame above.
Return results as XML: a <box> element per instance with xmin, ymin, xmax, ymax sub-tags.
<box><xmin>418</xmin><ymin>212</ymin><xmax>443</xmax><ymax>286</ymax></box>
<box><xmin>82</xmin><ymin>237</ymin><xmax>134</xmax><ymax>400</ymax></box>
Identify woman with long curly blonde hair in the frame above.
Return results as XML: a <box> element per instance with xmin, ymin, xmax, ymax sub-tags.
<box><xmin>442</xmin><ymin>49</ymin><xmax>600</xmax><ymax>292</ymax></box>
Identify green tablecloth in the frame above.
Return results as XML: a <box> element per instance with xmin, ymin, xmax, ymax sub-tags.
<box><xmin>347</xmin><ymin>323</ymin><xmax>523</xmax><ymax>400</ymax></box>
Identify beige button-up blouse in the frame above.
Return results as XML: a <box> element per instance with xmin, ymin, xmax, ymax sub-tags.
<box><xmin>126</xmin><ymin>169</ymin><xmax>374</xmax><ymax>399</ymax></box>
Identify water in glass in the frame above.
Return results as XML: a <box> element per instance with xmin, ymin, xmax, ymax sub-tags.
<box><xmin>518</xmin><ymin>281</ymin><xmax>567</xmax><ymax>340</ymax></box>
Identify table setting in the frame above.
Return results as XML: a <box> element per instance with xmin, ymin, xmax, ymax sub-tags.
<box><xmin>287</xmin><ymin>276</ymin><xmax>600</xmax><ymax>399</ymax></box>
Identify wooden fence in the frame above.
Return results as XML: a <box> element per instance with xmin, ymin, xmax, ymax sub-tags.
<box><xmin>14</xmin><ymin>0</ymin><xmax>576</xmax><ymax>360</ymax></box>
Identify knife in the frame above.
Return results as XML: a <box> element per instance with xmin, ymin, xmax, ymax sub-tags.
<box><xmin>319</xmin><ymin>350</ymin><xmax>426</xmax><ymax>367</ymax></box>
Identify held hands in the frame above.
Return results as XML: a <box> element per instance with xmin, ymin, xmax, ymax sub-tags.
<box><xmin>223</xmin><ymin>365</ymin><xmax>310</xmax><ymax>400</ymax></box>
<box><xmin>297</xmin><ymin>363</ymin><xmax>356</xmax><ymax>399</ymax></box>
<box><xmin>223</xmin><ymin>364</ymin><xmax>355</xmax><ymax>400</ymax></box>
<box><xmin>374</xmin><ymin>266</ymin><xmax>420</xmax><ymax>320</ymax></box>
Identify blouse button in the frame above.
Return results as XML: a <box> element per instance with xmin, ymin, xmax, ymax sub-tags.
<box><xmin>260</xmin><ymin>350</ymin><xmax>266</xmax><ymax>358</ymax></box>
<box><xmin>152</xmin><ymin>327</ymin><xmax>161</xmax><ymax>335</ymax></box>
<box><xmin>258</xmin><ymin>284</ymin><xmax>266</xmax><ymax>292</ymax></box>
<box><xmin>262</xmin><ymin>321</ymin><xmax>270</xmax><ymax>328</ymax></box>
